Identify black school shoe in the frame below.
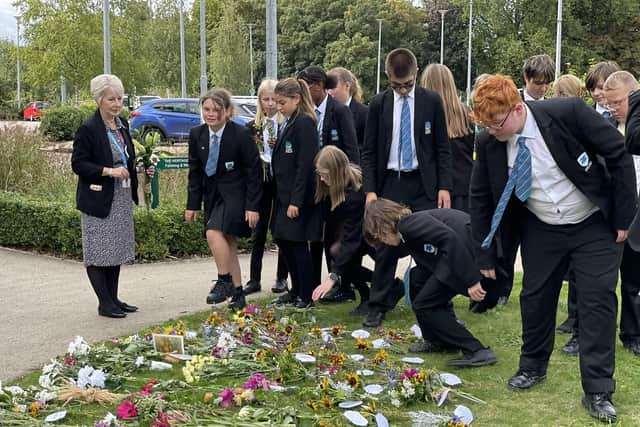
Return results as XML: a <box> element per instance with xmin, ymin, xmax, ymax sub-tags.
<box><xmin>447</xmin><ymin>348</ymin><xmax>497</xmax><ymax>367</ymax></box>
<box><xmin>228</xmin><ymin>287</ymin><xmax>247</xmax><ymax>310</ymax></box>
<box><xmin>206</xmin><ymin>279</ymin><xmax>234</xmax><ymax>304</ymax></box>
<box><xmin>243</xmin><ymin>280</ymin><xmax>261</xmax><ymax>295</ymax></box>
<box><xmin>582</xmin><ymin>393</ymin><xmax>617</xmax><ymax>423</ymax></box>
<box><xmin>271</xmin><ymin>278</ymin><xmax>289</xmax><ymax>293</ymax></box>
<box><xmin>320</xmin><ymin>287</ymin><xmax>356</xmax><ymax>303</ymax></box>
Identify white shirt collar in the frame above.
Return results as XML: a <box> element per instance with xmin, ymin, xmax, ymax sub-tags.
<box><xmin>346</xmin><ymin>96</ymin><xmax>352</xmax><ymax>106</ymax></box>
<box><xmin>509</xmin><ymin>104</ymin><xmax>537</xmax><ymax>146</ymax></box>
<box><xmin>208</xmin><ymin>123</ymin><xmax>226</xmax><ymax>140</ymax></box>
<box><xmin>393</xmin><ymin>86</ymin><xmax>416</xmax><ymax>102</ymax></box>
<box><xmin>523</xmin><ymin>89</ymin><xmax>539</xmax><ymax>101</ymax></box>
<box><xmin>316</xmin><ymin>94</ymin><xmax>329</xmax><ymax>116</ymax></box>
<box><xmin>595</xmin><ymin>103</ymin><xmax>609</xmax><ymax>115</ymax></box>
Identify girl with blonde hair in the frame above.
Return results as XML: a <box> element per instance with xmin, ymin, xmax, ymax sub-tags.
<box><xmin>420</xmin><ymin>64</ymin><xmax>474</xmax><ymax>212</ymax></box>
<box><xmin>328</xmin><ymin>67</ymin><xmax>369</xmax><ymax>146</ymax></box>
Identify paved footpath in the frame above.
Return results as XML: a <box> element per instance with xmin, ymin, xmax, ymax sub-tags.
<box><xmin>0</xmin><ymin>246</ymin><xmax>521</xmax><ymax>382</ymax></box>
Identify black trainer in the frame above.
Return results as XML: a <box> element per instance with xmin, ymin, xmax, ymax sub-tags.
<box><xmin>206</xmin><ymin>280</ymin><xmax>234</xmax><ymax>304</ymax></box>
<box><xmin>272</xmin><ymin>278</ymin><xmax>289</xmax><ymax>293</ymax></box>
<box><xmin>243</xmin><ymin>280</ymin><xmax>261</xmax><ymax>295</ymax></box>
<box><xmin>228</xmin><ymin>287</ymin><xmax>247</xmax><ymax>310</ymax></box>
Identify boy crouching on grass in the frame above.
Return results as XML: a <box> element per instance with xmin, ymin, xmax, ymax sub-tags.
<box><xmin>363</xmin><ymin>199</ymin><xmax>497</xmax><ymax>367</ymax></box>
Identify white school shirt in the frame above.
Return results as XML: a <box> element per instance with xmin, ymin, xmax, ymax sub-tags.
<box><xmin>617</xmin><ymin>124</ymin><xmax>640</xmax><ymax>194</ymax></box>
<box><xmin>506</xmin><ymin>105</ymin><xmax>597</xmax><ymax>225</ymax></box>
<box><xmin>316</xmin><ymin>94</ymin><xmax>328</xmax><ymax>136</ymax></box>
<box><xmin>387</xmin><ymin>87</ymin><xmax>418</xmax><ymax>170</ymax></box>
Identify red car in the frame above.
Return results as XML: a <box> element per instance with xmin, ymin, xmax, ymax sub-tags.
<box><xmin>23</xmin><ymin>101</ymin><xmax>51</xmax><ymax>121</ymax></box>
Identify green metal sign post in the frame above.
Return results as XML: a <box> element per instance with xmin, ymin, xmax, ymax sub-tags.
<box><xmin>151</xmin><ymin>157</ymin><xmax>189</xmax><ymax>208</ymax></box>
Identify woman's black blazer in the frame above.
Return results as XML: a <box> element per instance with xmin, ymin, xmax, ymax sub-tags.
<box><xmin>71</xmin><ymin>110</ymin><xmax>139</xmax><ymax>218</ymax></box>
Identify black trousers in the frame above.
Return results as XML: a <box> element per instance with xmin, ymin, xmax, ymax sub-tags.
<box><xmin>410</xmin><ymin>267</ymin><xmax>485</xmax><ymax>353</ymax></box>
<box><xmin>86</xmin><ymin>265</ymin><xmax>121</xmax><ymax>311</ymax></box>
<box><xmin>249</xmin><ymin>179</ymin><xmax>289</xmax><ymax>283</ymax></box>
<box><xmin>519</xmin><ymin>211</ymin><xmax>622</xmax><ymax>394</ymax></box>
<box><xmin>572</xmin><ymin>243</ymin><xmax>640</xmax><ymax>342</ymax></box>
<box><xmin>277</xmin><ymin>240</ymin><xmax>313</xmax><ymax>302</ymax></box>
<box><xmin>370</xmin><ymin>170</ymin><xmax>435</xmax><ymax>312</ymax></box>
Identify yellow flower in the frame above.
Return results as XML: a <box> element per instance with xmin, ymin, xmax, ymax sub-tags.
<box><xmin>355</xmin><ymin>337</ymin><xmax>370</xmax><ymax>351</ymax></box>
<box><xmin>319</xmin><ymin>395</ymin><xmax>333</xmax><ymax>409</ymax></box>
<box><xmin>329</xmin><ymin>353</ymin><xmax>346</xmax><ymax>367</ymax></box>
<box><xmin>306</xmin><ymin>399</ymin><xmax>318</xmax><ymax>411</ymax></box>
<box><xmin>373</xmin><ymin>349</ymin><xmax>389</xmax><ymax>363</ymax></box>
<box><xmin>320</xmin><ymin>376</ymin><xmax>330</xmax><ymax>392</ymax></box>
<box><xmin>332</xmin><ymin>325</ymin><xmax>346</xmax><ymax>336</ymax></box>
<box><xmin>203</xmin><ymin>392</ymin><xmax>214</xmax><ymax>403</ymax></box>
<box><xmin>311</xmin><ymin>327</ymin><xmax>322</xmax><ymax>338</ymax></box>
<box><xmin>255</xmin><ymin>349</ymin><xmax>266</xmax><ymax>361</ymax></box>
<box><xmin>346</xmin><ymin>373</ymin><xmax>360</xmax><ymax>389</ymax></box>
<box><xmin>414</xmin><ymin>370</ymin><xmax>426</xmax><ymax>384</ymax></box>
<box><xmin>28</xmin><ymin>401</ymin><xmax>39</xmax><ymax>417</ymax></box>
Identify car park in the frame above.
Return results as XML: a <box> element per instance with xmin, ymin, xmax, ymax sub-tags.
<box><xmin>129</xmin><ymin>98</ymin><xmax>254</xmax><ymax>143</ymax></box>
<box><xmin>23</xmin><ymin>101</ymin><xmax>51</xmax><ymax>121</ymax></box>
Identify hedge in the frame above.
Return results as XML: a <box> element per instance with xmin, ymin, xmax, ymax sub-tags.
<box><xmin>40</xmin><ymin>104</ymin><xmax>130</xmax><ymax>141</ymax></box>
<box><xmin>0</xmin><ymin>192</ymin><xmax>253</xmax><ymax>260</ymax></box>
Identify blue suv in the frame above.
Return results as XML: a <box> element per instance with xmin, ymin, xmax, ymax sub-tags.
<box><xmin>130</xmin><ymin>98</ymin><xmax>254</xmax><ymax>143</ymax></box>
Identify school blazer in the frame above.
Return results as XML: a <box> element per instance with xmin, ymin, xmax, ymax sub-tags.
<box><xmin>322</xmin><ymin>96</ymin><xmax>360</xmax><ymax>163</ymax></box>
<box><xmin>349</xmin><ymin>99</ymin><xmax>369</xmax><ymax>147</ymax></box>
<box><xmin>186</xmin><ymin>121</ymin><xmax>262</xmax><ymax>213</ymax></box>
<box><xmin>323</xmin><ymin>187</ymin><xmax>366</xmax><ymax>276</ymax></box>
<box><xmin>72</xmin><ymin>110</ymin><xmax>139</xmax><ymax>218</ymax></box>
<box><xmin>625</xmin><ymin>90</ymin><xmax>640</xmax><ymax>155</ymax></box>
<box><xmin>361</xmin><ymin>87</ymin><xmax>452</xmax><ymax>199</ymax></box>
<box><xmin>399</xmin><ymin>209</ymin><xmax>482</xmax><ymax>295</ymax></box>
<box><xmin>450</xmin><ymin>132</ymin><xmax>475</xmax><ymax>197</ymax></box>
<box><xmin>470</xmin><ymin>97</ymin><xmax>638</xmax><ymax>270</ymax></box>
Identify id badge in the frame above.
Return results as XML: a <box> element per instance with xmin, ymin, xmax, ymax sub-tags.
<box><xmin>122</xmin><ymin>178</ymin><xmax>131</xmax><ymax>188</ymax></box>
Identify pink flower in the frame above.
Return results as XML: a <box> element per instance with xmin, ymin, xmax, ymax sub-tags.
<box><xmin>242</xmin><ymin>332</ymin><xmax>254</xmax><ymax>345</ymax></box>
<box><xmin>110</xmin><ymin>338</ymin><xmax>120</xmax><ymax>344</ymax></box>
<box><xmin>150</xmin><ymin>409</ymin><xmax>171</xmax><ymax>427</ymax></box>
<box><xmin>218</xmin><ymin>388</ymin><xmax>234</xmax><ymax>408</ymax></box>
<box><xmin>63</xmin><ymin>354</ymin><xmax>76</xmax><ymax>366</ymax></box>
<box><xmin>243</xmin><ymin>373</ymin><xmax>268</xmax><ymax>390</ymax></box>
<box><xmin>140</xmin><ymin>379</ymin><xmax>159</xmax><ymax>396</ymax></box>
<box><xmin>117</xmin><ymin>400</ymin><xmax>138</xmax><ymax>419</ymax></box>
<box><xmin>244</xmin><ymin>304</ymin><xmax>259</xmax><ymax>315</ymax></box>
<box><xmin>400</xmin><ymin>368</ymin><xmax>418</xmax><ymax>380</ymax></box>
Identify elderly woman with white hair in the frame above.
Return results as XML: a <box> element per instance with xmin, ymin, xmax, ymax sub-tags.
<box><xmin>71</xmin><ymin>74</ymin><xmax>140</xmax><ymax>318</ymax></box>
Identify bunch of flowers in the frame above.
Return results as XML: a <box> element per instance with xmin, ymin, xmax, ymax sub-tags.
<box><xmin>132</xmin><ymin>129</ymin><xmax>164</xmax><ymax>209</ymax></box>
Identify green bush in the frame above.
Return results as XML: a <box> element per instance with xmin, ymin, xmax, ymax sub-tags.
<box><xmin>0</xmin><ymin>192</ymin><xmax>260</xmax><ymax>260</ymax></box>
<box><xmin>40</xmin><ymin>104</ymin><xmax>95</xmax><ymax>141</ymax></box>
<box><xmin>0</xmin><ymin>127</ymin><xmax>50</xmax><ymax>193</ymax></box>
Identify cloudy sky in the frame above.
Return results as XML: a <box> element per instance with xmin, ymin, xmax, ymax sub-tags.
<box><xmin>0</xmin><ymin>0</ymin><xmax>18</xmax><ymax>42</ymax></box>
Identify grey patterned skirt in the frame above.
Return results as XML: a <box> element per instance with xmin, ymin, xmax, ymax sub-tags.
<box><xmin>81</xmin><ymin>179</ymin><xmax>135</xmax><ymax>267</ymax></box>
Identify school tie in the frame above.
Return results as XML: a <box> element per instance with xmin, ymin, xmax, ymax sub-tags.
<box><xmin>315</xmin><ymin>108</ymin><xmax>323</xmax><ymax>147</ymax></box>
<box><xmin>205</xmin><ymin>133</ymin><xmax>220</xmax><ymax>177</ymax></box>
<box><xmin>398</xmin><ymin>96</ymin><xmax>413</xmax><ymax>171</ymax></box>
<box><xmin>279</xmin><ymin>118</ymin><xmax>288</xmax><ymax>133</ymax></box>
<box><xmin>481</xmin><ymin>136</ymin><xmax>531</xmax><ymax>250</ymax></box>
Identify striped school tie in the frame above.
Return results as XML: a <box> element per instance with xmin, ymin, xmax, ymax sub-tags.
<box><xmin>481</xmin><ymin>136</ymin><xmax>531</xmax><ymax>249</ymax></box>
<box><xmin>398</xmin><ymin>96</ymin><xmax>413</xmax><ymax>171</ymax></box>
<box><xmin>205</xmin><ymin>134</ymin><xmax>220</xmax><ymax>177</ymax></box>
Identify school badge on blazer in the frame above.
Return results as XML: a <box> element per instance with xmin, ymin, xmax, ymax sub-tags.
<box><xmin>577</xmin><ymin>152</ymin><xmax>592</xmax><ymax>172</ymax></box>
<box><xmin>89</xmin><ymin>184</ymin><xmax>103</xmax><ymax>192</ymax></box>
<box><xmin>225</xmin><ymin>161</ymin><xmax>235</xmax><ymax>171</ymax></box>
<box><xmin>285</xmin><ymin>141</ymin><xmax>293</xmax><ymax>154</ymax></box>
<box><xmin>424</xmin><ymin>243</ymin><xmax>438</xmax><ymax>254</ymax></box>
<box><xmin>330</xmin><ymin>129</ymin><xmax>339</xmax><ymax>142</ymax></box>
<box><xmin>424</xmin><ymin>121</ymin><xmax>432</xmax><ymax>135</ymax></box>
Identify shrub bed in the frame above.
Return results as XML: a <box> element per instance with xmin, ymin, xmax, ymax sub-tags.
<box><xmin>0</xmin><ymin>192</ymin><xmax>252</xmax><ymax>260</ymax></box>
<box><xmin>40</xmin><ymin>105</ymin><xmax>130</xmax><ymax>141</ymax></box>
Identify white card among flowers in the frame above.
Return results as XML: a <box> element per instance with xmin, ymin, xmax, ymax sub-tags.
<box><xmin>152</xmin><ymin>333</ymin><xmax>185</xmax><ymax>354</ymax></box>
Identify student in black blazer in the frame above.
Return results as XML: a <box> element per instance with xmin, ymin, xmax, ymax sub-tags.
<box><xmin>470</xmin><ymin>75</ymin><xmax>637</xmax><ymax>423</ymax></box>
<box><xmin>361</xmin><ymin>48</ymin><xmax>452</xmax><ymax>327</ymax></box>
<box><xmin>72</xmin><ymin>74</ymin><xmax>141</xmax><ymax>319</ymax></box>
<box><xmin>185</xmin><ymin>89</ymin><xmax>262</xmax><ymax>311</ymax></box>
<box><xmin>310</xmin><ymin>146</ymin><xmax>373</xmax><ymax>314</ymax></box>
<box><xmin>328</xmin><ymin>67</ymin><xmax>369</xmax><ymax>147</ymax></box>
<box><xmin>359</xmin><ymin>199</ymin><xmax>497</xmax><ymax>367</ymax></box>
<box><xmin>271</xmin><ymin>78</ymin><xmax>323</xmax><ymax>308</ymax></box>
<box><xmin>242</xmin><ymin>79</ymin><xmax>291</xmax><ymax>297</ymax></box>
<box><xmin>298</xmin><ymin>66</ymin><xmax>361</xmax><ymax>291</ymax></box>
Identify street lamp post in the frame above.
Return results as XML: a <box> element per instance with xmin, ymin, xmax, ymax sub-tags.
<box><xmin>438</xmin><ymin>9</ymin><xmax>449</xmax><ymax>65</ymax></box>
<box><xmin>465</xmin><ymin>0</ymin><xmax>473</xmax><ymax>106</ymax></box>
<box><xmin>179</xmin><ymin>0</ymin><xmax>186</xmax><ymax>98</ymax></box>
<box><xmin>15</xmin><ymin>14</ymin><xmax>21</xmax><ymax>110</ymax></box>
<box><xmin>376</xmin><ymin>18</ymin><xmax>383</xmax><ymax>94</ymax></box>
<box><xmin>248</xmin><ymin>23</ymin><xmax>255</xmax><ymax>96</ymax></box>
<box><xmin>555</xmin><ymin>0</ymin><xmax>563</xmax><ymax>78</ymax></box>
<box><xmin>199</xmin><ymin>0</ymin><xmax>207</xmax><ymax>95</ymax></box>
<box><xmin>103</xmin><ymin>0</ymin><xmax>111</xmax><ymax>73</ymax></box>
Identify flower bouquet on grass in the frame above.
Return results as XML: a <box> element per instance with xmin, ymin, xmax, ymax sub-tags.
<box><xmin>132</xmin><ymin>128</ymin><xmax>170</xmax><ymax>210</ymax></box>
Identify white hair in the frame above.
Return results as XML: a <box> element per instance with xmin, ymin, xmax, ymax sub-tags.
<box><xmin>90</xmin><ymin>74</ymin><xmax>124</xmax><ymax>104</ymax></box>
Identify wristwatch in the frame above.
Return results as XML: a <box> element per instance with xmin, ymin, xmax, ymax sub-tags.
<box><xmin>328</xmin><ymin>272</ymin><xmax>341</xmax><ymax>285</ymax></box>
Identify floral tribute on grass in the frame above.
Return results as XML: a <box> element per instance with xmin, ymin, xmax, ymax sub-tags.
<box><xmin>0</xmin><ymin>304</ymin><xmax>483</xmax><ymax>426</ymax></box>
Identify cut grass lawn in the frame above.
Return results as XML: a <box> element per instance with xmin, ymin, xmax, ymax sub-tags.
<box><xmin>7</xmin><ymin>274</ymin><xmax>640</xmax><ymax>426</ymax></box>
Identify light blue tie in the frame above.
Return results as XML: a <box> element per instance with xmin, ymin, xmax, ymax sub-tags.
<box><xmin>315</xmin><ymin>108</ymin><xmax>323</xmax><ymax>147</ymax></box>
<box><xmin>399</xmin><ymin>96</ymin><xmax>413</xmax><ymax>171</ymax></box>
<box><xmin>602</xmin><ymin>110</ymin><xmax>612</xmax><ymax>119</ymax></box>
<box><xmin>205</xmin><ymin>133</ymin><xmax>220</xmax><ymax>177</ymax></box>
<box><xmin>481</xmin><ymin>136</ymin><xmax>531</xmax><ymax>249</ymax></box>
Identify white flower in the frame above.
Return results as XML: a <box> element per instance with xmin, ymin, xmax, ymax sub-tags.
<box><xmin>90</xmin><ymin>369</ymin><xmax>106</xmax><ymax>389</ymax></box>
<box><xmin>334</xmin><ymin>381</ymin><xmax>354</xmax><ymax>394</ymax></box>
<box><xmin>35</xmin><ymin>389</ymin><xmax>57</xmax><ymax>403</ymax></box>
<box><xmin>400</xmin><ymin>380</ymin><xmax>415</xmax><ymax>398</ymax></box>
<box><xmin>67</xmin><ymin>336</ymin><xmax>90</xmax><ymax>356</ymax></box>
<box><xmin>38</xmin><ymin>374</ymin><xmax>53</xmax><ymax>389</ymax></box>
<box><xmin>101</xmin><ymin>412</ymin><xmax>118</xmax><ymax>425</ymax></box>
<box><xmin>5</xmin><ymin>385</ymin><xmax>26</xmax><ymax>396</ymax></box>
<box><xmin>42</xmin><ymin>359</ymin><xmax>61</xmax><ymax>375</ymax></box>
<box><xmin>135</xmin><ymin>356</ymin><xmax>145</xmax><ymax>367</ymax></box>
<box><xmin>76</xmin><ymin>366</ymin><xmax>94</xmax><ymax>389</ymax></box>
<box><xmin>216</xmin><ymin>331</ymin><xmax>237</xmax><ymax>350</ymax></box>
<box><xmin>391</xmin><ymin>397</ymin><xmax>401</xmax><ymax>408</ymax></box>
